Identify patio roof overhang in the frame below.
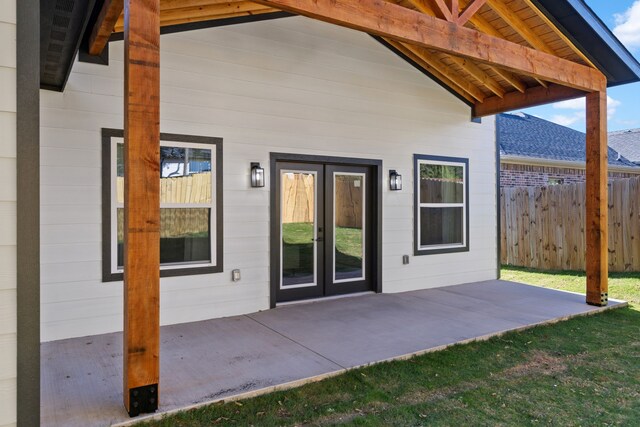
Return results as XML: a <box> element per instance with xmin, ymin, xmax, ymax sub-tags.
<box><xmin>38</xmin><ymin>0</ymin><xmax>639</xmax><ymax>417</ymax></box>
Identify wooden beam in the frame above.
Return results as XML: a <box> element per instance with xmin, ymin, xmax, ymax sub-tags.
<box><xmin>384</xmin><ymin>38</ymin><xmax>476</xmax><ymax>104</ymax></box>
<box><xmin>449</xmin><ymin>0</ymin><xmax>459</xmax><ymax>20</ymax></box>
<box><xmin>254</xmin><ymin>0</ymin><xmax>606</xmax><ymax>92</ymax></box>
<box><xmin>585</xmin><ymin>90</ymin><xmax>609</xmax><ymax>306</ymax></box>
<box><xmin>457</xmin><ymin>0</ymin><xmax>486</xmax><ymax>26</ymax></box>
<box><xmin>89</xmin><ymin>0</ymin><xmax>124</xmax><ymax>55</ymax></box>
<box><xmin>429</xmin><ymin>0</ymin><xmax>453</xmax><ymax>21</ymax></box>
<box><xmin>402</xmin><ymin>45</ymin><xmax>486</xmax><ymax>102</ymax></box>
<box><xmin>155</xmin><ymin>8</ymin><xmax>279</xmax><ymax>28</ymax></box>
<box><xmin>123</xmin><ymin>0</ymin><xmax>161</xmax><ymax>417</ymax></box>
<box><xmin>448</xmin><ymin>55</ymin><xmax>504</xmax><ymax>98</ymax></box>
<box><xmin>114</xmin><ymin>2</ymin><xmax>273</xmax><ymax>32</ymax></box>
<box><xmin>491</xmin><ymin>67</ymin><xmax>527</xmax><ymax>93</ymax></box>
<box><xmin>472</xmin><ymin>83</ymin><xmax>585</xmax><ymax>117</ymax></box>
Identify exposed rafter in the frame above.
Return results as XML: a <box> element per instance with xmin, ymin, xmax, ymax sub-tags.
<box><xmin>255</xmin><ymin>0</ymin><xmax>606</xmax><ymax>91</ymax></box>
<box><xmin>89</xmin><ymin>0</ymin><xmax>124</xmax><ymax>55</ymax></box>
<box><xmin>457</xmin><ymin>0</ymin><xmax>486</xmax><ymax>26</ymax></box>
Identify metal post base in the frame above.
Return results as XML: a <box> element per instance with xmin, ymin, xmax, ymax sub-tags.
<box><xmin>128</xmin><ymin>384</ymin><xmax>158</xmax><ymax>417</ymax></box>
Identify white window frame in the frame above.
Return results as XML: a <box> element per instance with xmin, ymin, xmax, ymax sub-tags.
<box><xmin>414</xmin><ymin>155</ymin><xmax>469</xmax><ymax>255</ymax></box>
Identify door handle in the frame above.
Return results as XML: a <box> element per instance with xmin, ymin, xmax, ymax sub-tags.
<box><xmin>314</xmin><ymin>237</ymin><xmax>324</xmax><ymax>242</ymax></box>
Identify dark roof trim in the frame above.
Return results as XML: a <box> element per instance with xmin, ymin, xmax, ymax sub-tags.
<box><xmin>372</xmin><ymin>36</ymin><xmax>474</xmax><ymax>108</ymax></box>
<box><xmin>532</xmin><ymin>0</ymin><xmax>640</xmax><ymax>86</ymax></box>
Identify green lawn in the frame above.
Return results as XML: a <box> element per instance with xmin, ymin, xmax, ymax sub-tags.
<box><xmin>283</xmin><ymin>222</ymin><xmax>363</xmax><ymax>260</ymax></box>
<box><xmin>148</xmin><ymin>267</ymin><xmax>640</xmax><ymax>426</ymax></box>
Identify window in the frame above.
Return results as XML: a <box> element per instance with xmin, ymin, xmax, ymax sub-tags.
<box><xmin>102</xmin><ymin>129</ymin><xmax>223</xmax><ymax>281</ymax></box>
<box><xmin>548</xmin><ymin>177</ymin><xmax>565</xmax><ymax>185</ymax></box>
<box><xmin>414</xmin><ymin>154</ymin><xmax>469</xmax><ymax>255</ymax></box>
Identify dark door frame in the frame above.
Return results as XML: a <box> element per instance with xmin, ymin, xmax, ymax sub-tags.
<box><xmin>269</xmin><ymin>152</ymin><xmax>383</xmax><ymax>308</ymax></box>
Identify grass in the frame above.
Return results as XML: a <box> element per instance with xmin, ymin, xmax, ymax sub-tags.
<box><xmin>147</xmin><ymin>266</ymin><xmax>640</xmax><ymax>426</ymax></box>
<box><xmin>283</xmin><ymin>222</ymin><xmax>363</xmax><ymax>260</ymax></box>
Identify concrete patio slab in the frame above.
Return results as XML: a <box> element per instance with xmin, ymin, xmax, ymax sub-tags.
<box><xmin>40</xmin><ymin>280</ymin><xmax>626</xmax><ymax>427</ymax></box>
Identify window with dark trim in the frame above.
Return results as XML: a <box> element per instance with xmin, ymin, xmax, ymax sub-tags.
<box><xmin>414</xmin><ymin>154</ymin><xmax>469</xmax><ymax>256</ymax></box>
<box><xmin>102</xmin><ymin>129</ymin><xmax>223</xmax><ymax>282</ymax></box>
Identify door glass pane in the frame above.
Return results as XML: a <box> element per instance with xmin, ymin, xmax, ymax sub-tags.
<box><xmin>117</xmin><ymin>208</ymin><xmax>211</xmax><ymax>268</ymax></box>
<box><xmin>281</xmin><ymin>172</ymin><xmax>316</xmax><ymax>287</ymax></box>
<box><xmin>420</xmin><ymin>206</ymin><xmax>463</xmax><ymax>247</ymax></box>
<box><xmin>334</xmin><ymin>173</ymin><xmax>364</xmax><ymax>282</ymax></box>
<box><xmin>419</xmin><ymin>163</ymin><xmax>464</xmax><ymax>204</ymax></box>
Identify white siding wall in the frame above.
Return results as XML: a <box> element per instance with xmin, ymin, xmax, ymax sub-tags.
<box><xmin>40</xmin><ymin>17</ymin><xmax>497</xmax><ymax>342</ymax></box>
<box><xmin>0</xmin><ymin>0</ymin><xmax>17</xmax><ymax>425</ymax></box>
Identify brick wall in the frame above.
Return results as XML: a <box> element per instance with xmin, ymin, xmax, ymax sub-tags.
<box><xmin>500</xmin><ymin>162</ymin><xmax>640</xmax><ymax>187</ymax></box>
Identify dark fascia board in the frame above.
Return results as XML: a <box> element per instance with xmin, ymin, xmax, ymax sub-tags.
<box><xmin>532</xmin><ymin>0</ymin><xmax>640</xmax><ymax>86</ymax></box>
<box><xmin>40</xmin><ymin>0</ymin><xmax>97</xmax><ymax>92</ymax></box>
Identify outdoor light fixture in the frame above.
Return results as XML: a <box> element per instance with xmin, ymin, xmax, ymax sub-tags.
<box><xmin>251</xmin><ymin>162</ymin><xmax>265</xmax><ymax>188</ymax></box>
<box><xmin>389</xmin><ymin>170</ymin><xmax>402</xmax><ymax>191</ymax></box>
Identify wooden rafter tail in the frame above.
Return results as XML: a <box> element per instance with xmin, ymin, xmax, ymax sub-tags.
<box><xmin>402</xmin><ymin>44</ymin><xmax>486</xmax><ymax>102</ymax></box>
<box><xmin>254</xmin><ymin>0</ymin><xmax>606</xmax><ymax>91</ymax></box>
<box><xmin>491</xmin><ymin>67</ymin><xmax>527</xmax><ymax>93</ymax></box>
<box><xmin>535</xmin><ymin>78</ymin><xmax>549</xmax><ymax>88</ymax></box>
<box><xmin>384</xmin><ymin>38</ymin><xmax>476</xmax><ymax>104</ymax></box>
<box><xmin>447</xmin><ymin>55</ymin><xmax>505</xmax><ymax>98</ymax></box>
<box><xmin>473</xmin><ymin>83</ymin><xmax>586</xmax><ymax>117</ymax></box>
<box><xmin>457</xmin><ymin>0</ymin><xmax>486</xmax><ymax>26</ymax></box>
<box><xmin>161</xmin><ymin>0</ymin><xmax>246</xmax><ymax>11</ymax></box>
<box><xmin>89</xmin><ymin>0</ymin><xmax>124</xmax><ymax>55</ymax></box>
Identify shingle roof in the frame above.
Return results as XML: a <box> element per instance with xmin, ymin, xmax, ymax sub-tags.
<box><xmin>608</xmin><ymin>129</ymin><xmax>640</xmax><ymax>165</ymax></box>
<box><xmin>497</xmin><ymin>112</ymin><xmax>638</xmax><ymax>168</ymax></box>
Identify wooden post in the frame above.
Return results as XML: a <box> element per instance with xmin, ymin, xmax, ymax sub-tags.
<box><xmin>585</xmin><ymin>90</ymin><xmax>608</xmax><ymax>306</ymax></box>
<box><xmin>123</xmin><ymin>0</ymin><xmax>161</xmax><ymax>416</ymax></box>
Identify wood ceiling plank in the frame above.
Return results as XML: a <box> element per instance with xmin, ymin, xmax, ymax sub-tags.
<box><xmin>521</xmin><ymin>0</ymin><xmax>596</xmax><ymax>67</ymax></box>
<box><xmin>485</xmin><ymin>0</ymin><xmax>556</xmax><ymax>55</ymax></box>
<box><xmin>114</xmin><ymin>2</ymin><xmax>272</xmax><ymax>32</ymax></box>
<box><xmin>157</xmin><ymin>8</ymin><xmax>279</xmax><ymax>27</ymax></box>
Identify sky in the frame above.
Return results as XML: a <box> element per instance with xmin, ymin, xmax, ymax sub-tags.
<box><xmin>522</xmin><ymin>0</ymin><xmax>640</xmax><ymax>132</ymax></box>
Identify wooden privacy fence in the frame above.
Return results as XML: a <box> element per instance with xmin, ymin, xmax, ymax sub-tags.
<box><xmin>281</xmin><ymin>173</ymin><xmax>364</xmax><ymax>228</ymax></box>
<box><xmin>500</xmin><ymin>176</ymin><xmax>640</xmax><ymax>272</ymax></box>
<box><xmin>116</xmin><ymin>172</ymin><xmax>211</xmax><ymax>240</ymax></box>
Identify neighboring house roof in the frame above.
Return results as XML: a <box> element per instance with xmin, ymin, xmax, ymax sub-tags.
<box><xmin>609</xmin><ymin>129</ymin><xmax>640</xmax><ymax>165</ymax></box>
<box><xmin>497</xmin><ymin>112</ymin><xmax>639</xmax><ymax>168</ymax></box>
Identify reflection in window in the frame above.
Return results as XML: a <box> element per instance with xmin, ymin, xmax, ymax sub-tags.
<box><xmin>114</xmin><ymin>140</ymin><xmax>216</xmax><ymax>270</ymax></box>
<box><xmin>281</xmin><ymin>172</ymin><xmax>316</xmax><ymax>287</ymax></box>
<box><xmin>334</xmin><ymin>174</ymin><xmax>364</xmax><ymax>282</ymax></box>
<box><xmin>415</xmin><ymin>155</ymin><xmax>468</xmax><ymax>255</ymax></box>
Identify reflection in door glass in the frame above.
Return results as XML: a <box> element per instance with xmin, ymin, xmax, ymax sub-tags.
<box><xmin>334</xmin><ymin>173</ymin><xmax>364</xmax><ymax>282</ymax></box>
<box><xmin>281</xmin><ymin>172</ymin><xmax>316</xmax><ymax>287</ymax></box>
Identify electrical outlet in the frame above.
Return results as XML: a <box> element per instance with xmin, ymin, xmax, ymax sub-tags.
<box><xmin>232</xmin><ymin>269</ymin><xmax>241</xmax><ymax>282</ymax></box>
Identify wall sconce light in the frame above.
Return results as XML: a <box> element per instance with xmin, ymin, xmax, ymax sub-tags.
<box><xmin>251</xmin><ymin>162</ymin><xmax>265</xmax><ymax>188</ymax></box>
<box><xmin>389</xmin><ymin>170</ymin><xmax>402</xmax><ymax>191</ymax></box>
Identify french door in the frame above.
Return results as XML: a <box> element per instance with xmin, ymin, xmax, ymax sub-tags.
<box><xmin>274</xmin><ymin>161</ymin><xmax>374</xmax><ymax>303</ymax></box>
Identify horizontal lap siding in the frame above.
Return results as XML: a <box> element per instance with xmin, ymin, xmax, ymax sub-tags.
<box><xmin>40</xmin><ymin>17</ymin><xmax>496</xmax><ymax>342</ymax></box>
<box><xmin>0</xmin><ymin>2</ymin><xmax>17</xmax><ymax>426</ymax></box>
